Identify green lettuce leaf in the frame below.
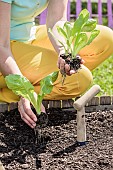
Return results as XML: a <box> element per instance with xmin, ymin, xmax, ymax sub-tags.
<box><xmin>5</xmin><ymin>72</ymin><xmax>59</xmax><ymax>115</ymax></box>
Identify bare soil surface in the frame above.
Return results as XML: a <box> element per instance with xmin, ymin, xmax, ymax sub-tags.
<box><xmin>0</xmin><ymin>108</ymin><xmax>113</xmax><ymax>170</ymax></box>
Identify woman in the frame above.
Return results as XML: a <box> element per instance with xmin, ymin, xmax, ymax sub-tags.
<box><xmin>0</xmin><ymin>0</ymin><xmax>113</xmax><ymax>128</ymax></box>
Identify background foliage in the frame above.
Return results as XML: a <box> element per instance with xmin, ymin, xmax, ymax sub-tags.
<box><xmin>35</xmin><ymin>1</ymin><xmax>113</xmax><ymax>96</ymax></box>
<box><xmin>71</xmin><ymin>1</ymin><xmax>109</xmax><ymax>25</ymax></box>
<box><xmin>71</xmin><ymin>1</ymin><xmax>113</xmax><ymax>96</ymax></box>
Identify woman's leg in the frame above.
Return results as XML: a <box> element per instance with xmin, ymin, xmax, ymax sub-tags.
<box><xmin>1</xmin><ymin>24</ymin><xmax>112</xmax><ymax>103</ymax></box>
<box><xmin>79</xmin><ymin>25</ymin><xmax>113</xmax><ymax>70</ymax></box>
<box><xmin>34</xmin><ymin>65</ymin><xmax>93</xmax><ymax>100</ymax></box>
<box><xmin>0</xmin><ymin>36</ymin><xmax>92</xmax><ymax>102</ymax></box>
<box><xmin>31</xmin><ymin>24</ymin><xmax>113</xmax><ymax>70</ymax></box>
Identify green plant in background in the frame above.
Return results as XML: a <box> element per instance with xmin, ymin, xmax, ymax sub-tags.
<box><xmin>71</xmin><ymin>1</ymin><xmax>112</xmax><ymax>95</ymax></box>
<box><xmin>92</xmin><ymin>55</ymin><xmax>113</xmax><ymax>96</ymax></box>
<box><xmin>69</xmin><ymin>2</ymin><xmax>112</xmax><ymax>95</ymax></box>
<box><xmin>5</xmin><ymin>72</ymin><xmax>59</xmax><ymax>114</ymax></box>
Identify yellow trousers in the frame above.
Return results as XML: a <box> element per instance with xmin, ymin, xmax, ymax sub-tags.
<box><xmin>0</xmin><ymin>25</ymin><xmax>113</xmax><ymax>103</ymax></box>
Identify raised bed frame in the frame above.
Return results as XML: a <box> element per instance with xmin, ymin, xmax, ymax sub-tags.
<box><xmin>0</xmin><ymin>85</ymin><xmax>113</xmax><ymax>153</ymax></box>
<box><xmin>0</xmin><ymin>94</ymin><xmax>113</xmax><ymax>113</ymax></box>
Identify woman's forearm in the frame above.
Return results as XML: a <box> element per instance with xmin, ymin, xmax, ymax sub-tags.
<box><xmin>46</xmin><ymin>0</ymin><xmax>68</xmax><ymax>55</ymax></box>
<box><xmin>47</xmin><ymin>20</ymin><xmax>66</xmax><ymax>55</ymax></box>
<box><xmin>0</xmin><ymin>46</ymin><xmax>22</xmax><ymax>76</ymax></box>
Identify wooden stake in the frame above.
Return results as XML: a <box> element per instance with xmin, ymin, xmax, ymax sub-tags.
<box><xmin>73</xmin><ymin>85</ymin><xmax>101</xmax><ymax>146</ymax></box>
<box><xmin>0</xmin><ymin>161</ymin><xmax>5</xmax><ymax>170</ymax></box>
<box><xmin>77</xmin><ymin>107</ymin><xmax>86</xmax><ymax>145</ymax></box>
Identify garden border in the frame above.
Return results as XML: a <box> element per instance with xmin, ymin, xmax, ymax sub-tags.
<box><xmin>0</xmin><ymin>95</ymin><xmax>113</xmax><ymax>113</ymax></box>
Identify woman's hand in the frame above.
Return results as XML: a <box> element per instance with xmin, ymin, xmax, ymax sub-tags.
<box><xmin>57</xmin><ymin>55</ymin><xmax>85</xmax><ymax>76</ymax></box>
<box><xmin>18</xmin><ymin>97</ymin><xmax>46</xmax><ymax>128</ymax></box>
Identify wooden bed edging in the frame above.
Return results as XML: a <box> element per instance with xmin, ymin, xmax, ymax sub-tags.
<box><xmin>0</xmin><ymin>96</ymin><xmax>113</xmax><ymax>113</ymax></box>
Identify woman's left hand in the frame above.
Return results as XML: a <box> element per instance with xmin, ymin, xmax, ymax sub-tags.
<box><xmin>18</xmin><ymin>97</ymin><xmax>45</xmax><ymax>128</ymax></box>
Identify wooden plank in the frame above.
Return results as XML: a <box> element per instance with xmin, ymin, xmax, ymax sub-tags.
<box><xmin>100</xmin><ymin>96</ymin><xmax>111</xmax><ymax>105</ymax></box>
<box><xmin>85</xmin><ymin>105</ymin><xmax>113</xmax><ymax>113</ymax></box>
<box><xmin>0</xmin><ymin>96</ymin><xmax>112</xmax><ymax>113</ymax></box>
<box><xmin>55</xmin><ymin>104</ymin><xmax>113</xmax><ymax>113</ymax></box>
<box><xmin>87</xmin><ymin>97</ymin><xmax>100</xmax><ymax>106</ymax></box>
<box><xmin>0</xmin><ymin>103</ymin><xmax>8</xmax><ymax>113</ymax></box>
<box><xmin>8</xmin><ymin>102</ymin><xmax>18</xmax><ymax>111</ymax></box>
<box><xmin>62</xmin><ymin>99</ymin><xmax>74</xmax><ymax>108</ymax></box>
<box><xmin>42</xmin><ymin>100</ymin><xmax>49</xmax><ymax>108</ymax></box>
<box><xmin>49</xmin><ymin>100</ymin><xmax>61</xmax><ymax>108</ymax></box>
<box><xmin>112</xmin><ymin>96</ymin><xmax>113</xmax><ymax>104</ymax></box>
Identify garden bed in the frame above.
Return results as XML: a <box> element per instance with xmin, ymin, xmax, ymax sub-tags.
<box><xmin>0</xmin><ymin>107</ymin><xmax>113</xmax><ymax>170</ymax></box>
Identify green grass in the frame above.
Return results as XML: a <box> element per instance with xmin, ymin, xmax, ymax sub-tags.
<box><xmin>92</xmin><ymin>55</ymin><xmax>113</xmax><ymax>96</ymax></box>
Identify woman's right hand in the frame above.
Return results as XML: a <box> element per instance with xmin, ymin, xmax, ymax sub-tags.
<box><xmin>18</xmin><ymin>97</ymin><xmax>46</xmax><ymax>128</ymax></box>
<box><xmin>57</xmin><ymin>55</ymin><xmax>85</xmax><ymax>76</ymax></box>
<box><xmin>57</xmin><ymin>55</ymin><xmax>72</xmax><ymax>76</ymax></box>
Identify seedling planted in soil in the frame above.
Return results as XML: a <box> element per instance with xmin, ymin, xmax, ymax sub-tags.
<box><xmin>49</xmin><ymin>9</ymin><xmax>100</xmax><ymax>83</ymax></box>
<box><xmin>5</xmin><ymin>72</ymin><xmax>59</xmax><ymax>128</ymax></box>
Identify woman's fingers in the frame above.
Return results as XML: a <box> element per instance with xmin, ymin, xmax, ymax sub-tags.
<box><xmin>18</xmin><ymin>98</ymin><xmax>37</xmax><ymax>128</ymax></box>
<box><xmin>65</xmin><ymin>64</ymin><xmax>72</xmax><ymax>75</ymax></box>
<box><xmin>21</xmin><ymin>98</ymin><xmax>37</xmax><ymax>122</ymax></box>
<box><xmin>18</xmin><ymin>103</ymin><xmax>36</xmax><ymax>129</ymax></box>
<box><xmin>20</xmin><ymin>113</ymin><xmax>35</xmax><ymax>129</ymax></box>
<box><xmin>18</xmin><ymin>97</ymin><xmax>46</xmax><ymax>128</ymax></box>
<box><xmin>57</xmin><ymin>56</ymin><xmax>70</xmax><ymax>75</ymax></box>
<box><xmin>57</xmin><ymin>55</ymin><xmax>84</xmax><ymax>76</ymax></box>
<box><xmin>57</xmin><ymin>57</ymin><xmax>65</xmax><ymax>74</ymax></box>
<box><xmin>57</xmin><ymin>56</ymin><xmax>74</xmax><ymax>76</ymax></box>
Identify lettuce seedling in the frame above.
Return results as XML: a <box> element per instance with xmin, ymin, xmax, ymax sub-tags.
<box><xmin>5</xmin><ymin>71</ymin><xmax>58</xmax><ymax>115</ymax></box>
<box><xmin>48</xmin><ymin>9</ymin><xmax>100</xmax><ymax>73</ymax></box>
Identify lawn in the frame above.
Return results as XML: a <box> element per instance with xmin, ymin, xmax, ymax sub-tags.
<box><xmin>92</xmin><ymin>55</ymin><xmax>113</xmax><ymax>96</ymax></box>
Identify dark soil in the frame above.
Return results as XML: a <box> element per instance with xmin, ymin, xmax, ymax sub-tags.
<box><xmin>0</xmin><ymin>108</ymin><xmax>113</xmax><ymax>170</ymax></box>
<box><xmin>60</xmin><ymin>54</ymin><xmax>82</xmax><ymax>71</ymax></box>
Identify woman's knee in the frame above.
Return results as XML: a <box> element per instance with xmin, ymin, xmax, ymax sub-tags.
<box><xmin>78</xmin><ymin>65</ymin><xmax>93</xmax><ymax>95</ymax></box>
<box><xmin>96</xmin><ymin>25</ymin><xmax>113</xmax><ymax>53</ymax></box>
<box><xmin>79</xmin><ymin>25</ymin><xmax>113</xmax><ymax>70</ymax></box>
